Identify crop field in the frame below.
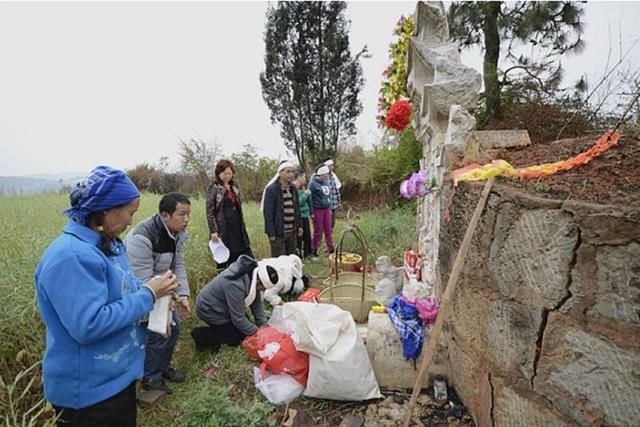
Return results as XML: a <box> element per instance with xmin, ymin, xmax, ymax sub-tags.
<box><xmin>0</xmin><ymin>193</ymin><xmax>416</xmax><ymax>426</ymax></box>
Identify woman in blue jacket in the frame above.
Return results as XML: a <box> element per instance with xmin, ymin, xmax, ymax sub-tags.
<box><xmin>308</xmin><ymin>164</ymin><xmax>334</xmax><ymax>256</ymax></box>
<box><xmin>34</xmin><ymin>166</ymin><xmax>178</xmax><ymax>426</ymax></box>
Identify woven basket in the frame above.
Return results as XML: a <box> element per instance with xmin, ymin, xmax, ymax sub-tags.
<box><xmin>318</xmin><ymin>223</ymin><xmax>377</xmax><ymax>323</ymax></box>
<box><xmin>321</xmin><ymin>271</ymin><xmax>379</xmax><ymax>289</ymax></box>
<box><xmin>318</xmin><ymin>284</ymin><xmax>378</xmax><ymax>323</ymax></box>
<box><xmin>328</xmin><ymin>252</ymin><xmax>363</xmax><ymax>272</ymax></box>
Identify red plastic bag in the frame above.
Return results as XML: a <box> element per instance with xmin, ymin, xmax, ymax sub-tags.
<box><xmin>243</xmin><ymin>326</ymin><xmax>285</xmax><ymax>360</ymax></box>
<box><xmin>297</xmin><ymin>288</ymin><xmax>321</xmax><ymax>303</ymax></box>
<box><xmin>242</xmin><ymin>326</ymin><xmax>309</xmax><ymax>386</ymax></box>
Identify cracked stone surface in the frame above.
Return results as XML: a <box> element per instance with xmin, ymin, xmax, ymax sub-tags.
<box><xmin>489</xmin><ymin>208</ymin><xmax>578</xmax><ymax>307</ymax></box>
<box><xmin>487</xmin><ymin>300</ymin><xmax>541</xmax><ymax>380</ymax></box>
<box><xmin>592</xmin><ymin>242</ymin><xmax>640</xmax><ymax>326</ymax></box>
<box><xmin>494</xmin><ymin>384</ymin><xmax>572</xmax><ymax>427</ymax></box>
<box><xmin>408</xmin><ymin>1</ymin><xmax>640</xmax><ymax>425</ymax></box>
<box><xmin>437</xmin><ymin>182</ymin><xmax>640</xmax><ymax>427</ymax></box>
<box><xmin>536</xmin><ymin>315</ymin><xmax>640</xmax><ymax>426</ymax></box>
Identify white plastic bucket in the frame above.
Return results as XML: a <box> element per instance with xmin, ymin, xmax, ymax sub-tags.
<box><xmin>209</xmin><ymin>239</ymin><xmax>230</xmax><ymax>263</ymax></box>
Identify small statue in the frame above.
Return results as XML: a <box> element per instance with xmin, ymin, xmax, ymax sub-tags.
<box><xmin>375</xmin><ymin>256</ymin><xmax>404</xmax><ymax>306</ymax></box>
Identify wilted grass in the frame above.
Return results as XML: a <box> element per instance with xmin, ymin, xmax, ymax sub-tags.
<box><xmin>0</xmin><ymin>193</ymin><xmax>416</xmax><ymax>426</ymax></box>
<box><xmin>333</xmin><ymin>203</ymin><xmax>418</xmax><ymax>266</ymax></box>
<box><xmin>0</xmin><ymin>194</ymin><xmax>67</xmax><ymax>427</ymax></box>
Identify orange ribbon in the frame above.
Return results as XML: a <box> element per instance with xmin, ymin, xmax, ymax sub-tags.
<box><xmin>452</xmin><ymin>131</ymin><xmax>620</xmax><ymax>185</ymax></box>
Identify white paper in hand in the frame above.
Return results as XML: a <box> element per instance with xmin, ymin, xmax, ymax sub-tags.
<box><xmin>148</xmin><ymin>295</ymin><xmax>171</xmax><ymax>336</ymax></box>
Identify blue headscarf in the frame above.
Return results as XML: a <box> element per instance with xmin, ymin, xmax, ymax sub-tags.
<box><xmin>63</xmin><ymin>165</ymin><xmax>140</xmax><ymax>224</ymax></box>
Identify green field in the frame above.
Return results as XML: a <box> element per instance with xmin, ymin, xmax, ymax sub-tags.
<box><xmin>0</xmin><ymin>193</ymin><xmax>416</xmax><ymax>426</ymax></box>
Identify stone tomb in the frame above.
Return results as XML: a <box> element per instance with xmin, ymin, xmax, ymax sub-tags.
<box><xmin>438</xmin><ymin>182</ymin><xmax>640</xmax><ymax>426</ymax></box>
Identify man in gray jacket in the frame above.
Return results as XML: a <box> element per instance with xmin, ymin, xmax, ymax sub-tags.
<box><xmin>192</xmin><ymin>254</ymin><xmax>306</xmax><ymax>352</ymax></box>
<box><xmin>125</xmin><ymin>192</ymin><xmax>191</xmax><ymax>394</ymax></box>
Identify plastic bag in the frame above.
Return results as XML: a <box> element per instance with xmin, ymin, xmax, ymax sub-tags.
<box><xmin>415</xmin><ymin>296</ymin><xmax>440</xmax><ymax>326</ymax></box>
<box><xmin>253</xmin><ymin>367</ymin><xmax>304</xmax><ymax>405</ymax></box>
<box><xmin>402</xmin><ymin>277</ymin><xmax>431</xmax><ymax>300</ymax></box>
<box><xmin>242</xmin><ymin>326</ymin><xmax>309</xmax><ymax>386</ymax></box>
<box><xmin>242</xmin><ymin>326</ymin><xmax>285</xmax><ymax>360</ymax></box>
<box><xmin>297</xmin><ymin>288</ymin><xmax>321</xmax><ymax>303</ymax></box>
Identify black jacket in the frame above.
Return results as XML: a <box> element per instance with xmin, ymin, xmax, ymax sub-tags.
<box><xmin>205</xmin><ymin>181</ymin><xmax>251</xmax><ymax>253</ymax></box>
<box><xmin>263</xmin><ymin>178</ymin><xmax>301</xmax><ymax>238</ymax></box>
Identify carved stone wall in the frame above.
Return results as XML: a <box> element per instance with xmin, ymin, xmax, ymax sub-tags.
<box><xmin>409</xmin><ymin>2</ymin><xmax>640</xmax><ymax>426</ymax></box>
<box><xmin>439</xmin><ymin>182</ymin><xmax>640</xmax><ymax>426</ymax></box>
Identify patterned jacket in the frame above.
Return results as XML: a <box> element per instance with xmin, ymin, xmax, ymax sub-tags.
<box><xmin>205</xmin><ymin>181</ymin><xmax>251</xmax><ymax>253</ymax></box>
<box><xmin>327</xmin><ymin>174</ymin><xmax>342</xmax><ymax>210</ymax></box>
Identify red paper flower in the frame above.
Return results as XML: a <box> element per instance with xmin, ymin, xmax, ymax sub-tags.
<box><xmin>385</xmin><ymin>99</ymin><xmax>412</xmax><ymax>131</ymax></box>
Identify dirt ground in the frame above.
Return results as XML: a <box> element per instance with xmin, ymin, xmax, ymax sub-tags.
<box><xmin>269</xmin><ymin>387</ymin><xmax>475</xmax><ymax>426</ymax></box>
<box><xmin>487</xmin><ymin>133</ymin><xmax>640</xmax><ymax>206</ymax></box>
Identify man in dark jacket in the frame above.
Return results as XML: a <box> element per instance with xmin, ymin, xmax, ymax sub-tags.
<box><xmin>262</xmin><ymin>160</ymin><xmax>302</xmax><ymax>257</ymax></box>
<box><xmin>192</xmin><ymin>254</ymin><xmax>305</xmax><ymax>352</ymax></box>
<box><xmin>125</xmin><ymin>192</ymin><xmax>191</xmax><ymax>395</ymax></box>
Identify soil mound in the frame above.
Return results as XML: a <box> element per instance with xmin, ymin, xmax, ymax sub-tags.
<box><xmin>493</xmin><ymin>133</ymin><xmax>640</xmax><ymax>206</ymax></box>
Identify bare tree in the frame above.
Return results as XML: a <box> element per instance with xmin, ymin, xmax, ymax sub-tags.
<box><xmin>178</xmin><ymin>137</ymin><xmax>222</xmax><ymax>192</ymax></box>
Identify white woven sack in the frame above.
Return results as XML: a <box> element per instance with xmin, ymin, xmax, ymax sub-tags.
<box><xmin>280</xmin><ymin>302</ymin><xmax>381</xmax><ymax>401</ymax></box>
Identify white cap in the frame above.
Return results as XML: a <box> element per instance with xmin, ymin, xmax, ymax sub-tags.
<box><xmin>324</xmin><ymin>159</ymin><xmax>334</xmax><ymax>166</ymax></box>
<box><xmin>278</xmin><ymin>160</ymin><xmax>295</xmax><ymax>173</ymax></box>
<box><xmin>316</xmin><ymin>165</ymin><xmax>330</xmax><ymax>175</ymax></box>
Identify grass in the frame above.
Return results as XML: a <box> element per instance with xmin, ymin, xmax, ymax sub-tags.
<box><xmin>0</xmin><ymin>193</ymin><xmax>416</xmax><ymax>426</ymax></box>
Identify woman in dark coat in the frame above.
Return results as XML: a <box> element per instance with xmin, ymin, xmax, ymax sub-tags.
<box><xmin>206</xmin><ymin>159</ymin><xmax>253</xmax><ymax>268</ymax></box>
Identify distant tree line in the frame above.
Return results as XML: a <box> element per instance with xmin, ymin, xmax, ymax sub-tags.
<box><xmin>127</xmin><ymin>140</ymin><xmax>281</xmax><ymax>200</ymax></box>
<box><xmin>124</xmin><ymin>136</ymin><xmax>421</xmax><ymax>209</ymax></box>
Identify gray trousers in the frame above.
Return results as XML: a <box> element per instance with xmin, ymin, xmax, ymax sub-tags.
<box><xmin>270</xmin><ymin>231</ymin><xmax>297</xmax><ymax>257</ymax></box>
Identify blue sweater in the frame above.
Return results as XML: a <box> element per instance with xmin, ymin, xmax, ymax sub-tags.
<box><xmin>34</xmin><ymin>220</ymin><xmax>155</xmax><ymax>409</ymax></box>
<box><xmin>309</xmin><ymin>176</ymin><xmax>331</xmax><ymax>209</ymax></box>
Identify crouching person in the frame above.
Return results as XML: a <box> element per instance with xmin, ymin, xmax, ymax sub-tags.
<box><xmin>125</xmin><ymin>192</ymin><xmax>191</xmax><ymax>395</ymax></box>
<box><xmin>192</xmin><ymin>254</ymin><xmax>306</xmax><ymax>352</ymax></box>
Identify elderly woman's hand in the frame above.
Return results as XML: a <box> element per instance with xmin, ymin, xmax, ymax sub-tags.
<box><xmin>147</xmin><ymin>270</ymin><xmax>179</xmax><ymax>299</ymax></box>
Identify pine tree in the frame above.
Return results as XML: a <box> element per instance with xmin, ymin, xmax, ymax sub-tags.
<box><xmin>448</xmin><ymin>1</ymin><xmax>586</xmax><ymax>123</ymax></box>
<box><xmin>260</xmin><ymin>1</ymin><xmax>367</xmax><ymax>169</ymax></box>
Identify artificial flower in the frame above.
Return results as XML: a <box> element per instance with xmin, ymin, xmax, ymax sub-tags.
<box><xmin>385</xmin><ymin>99</ymin><xmax>412</xmax><ymax>131</ymax></box>
<box><xmin>399</xmin><ymin>169</ymin><xmax>436</xmax><ymax>199</ymax></box>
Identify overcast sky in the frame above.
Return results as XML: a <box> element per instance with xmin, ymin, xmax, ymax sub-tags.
<box><xmin>0</xmin><ymin>1</ymin><xmax>638</xmax><ymax>177</ymax></box>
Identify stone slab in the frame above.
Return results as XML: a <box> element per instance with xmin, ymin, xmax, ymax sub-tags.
<box><xmin>463</xmin><ymin>130</ymin><xmax>530</xmax><ymax>163</ymax></box>
<box><xmin>447</xmin><ymin>337</ymin><xmax>493</xmax><ymax>427</ymax></box>
<box><xmin>592</xmin><ymin>243</ymin><xmax>640</xmax><ymax>327</ymax></box>
<box><xmin>366</xmin><ymin>312</ymin><xmax>443</xmax><ymax>390</ymax></box>
<box><xmin>487</xmin><ymin>299</ymin><xmax>541</xmax><ymax>381</ymax></box>
<box><xmin>535</xmin><ymin>314</ymin><xmax>640</xmax><ymax>426</ymax></box>
<box><xmin>493</xmin><ymin>383</ymin><xmax>572</xmax><ymax>427</ymax></box>
<box><xmin>560</xmin><ymin>200</ymin><xmax>640</xmax><ymax>246</ymax></box>
<box><xmin>489</xmin><ymin>207</ymin><xmax>578</xmax><ymax>307</ymax></box>
<box><xmin>470</xmin><ymin>130</ymin><xmax>531</xmax><ymax>149</ymax></box>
